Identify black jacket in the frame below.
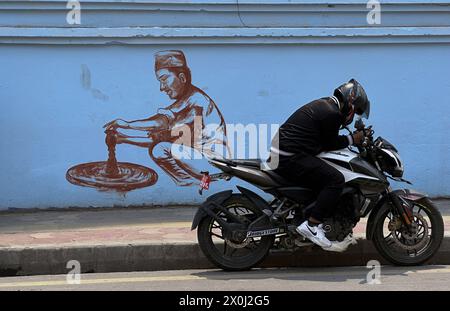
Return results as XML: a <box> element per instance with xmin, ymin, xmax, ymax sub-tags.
<box><xmin>272</xmin><ymin>97</ymin><xmax>350</xmax><ymax>156</ymax></box>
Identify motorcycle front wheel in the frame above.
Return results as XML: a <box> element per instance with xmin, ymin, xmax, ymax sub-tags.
<box><xmin>372</xmin><ymin>198</ymin><xmax>444</xmax><ymax>265</ymax></box>
<box><xmin>197</xmin><ymin>194</ymin><xmax>274</xmax><ymax>271</ymax></box>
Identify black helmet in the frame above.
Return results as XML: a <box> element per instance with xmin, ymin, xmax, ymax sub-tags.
<box><xmin>334</xmin><ymin>78</ymin><xmax>370</xmax><ymax>119</ymax></box>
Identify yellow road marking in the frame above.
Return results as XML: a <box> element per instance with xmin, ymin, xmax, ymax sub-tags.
<box><xmin>0</xmin><ymin>275</ymin><xmax>204</xmax><ymax>288</ymax></box>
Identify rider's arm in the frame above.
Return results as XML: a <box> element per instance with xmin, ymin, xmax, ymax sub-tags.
<box><xmin>323</xmin><ymin>134</ymin><xmax>351</xmax><ymax>151</ymax></box>
<box><xmin>320</xmin><ymin>114</ymin><xmax>353</xmax><ymax>151</ymax></box>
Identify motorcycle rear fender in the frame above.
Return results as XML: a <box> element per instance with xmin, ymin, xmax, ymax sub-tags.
<box><xmin>236</xmin><ymin>185</ymin><xmax>272</xmax><ymax>212</ymax></box>
<box><xmin>191</xmin><ymin>190</ymin><xmax>233</xmax><ymax>230</ymax></box>
<box><xmin>191</xmin><ymin>186</ymin><xmax>271</xmax><ymax>231</ymax></box>
<box><xmin>365</xmin><ymin>189</ymin><xmax>427</xmax><ymax>240</ymax></box>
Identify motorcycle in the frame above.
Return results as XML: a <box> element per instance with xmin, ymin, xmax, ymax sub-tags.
<box><xmin>191</xmin><ymin>119</ymin><xmax>444</xmax><ymax>270</ymax></box>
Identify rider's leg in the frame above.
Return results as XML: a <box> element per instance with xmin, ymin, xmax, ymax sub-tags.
<box><xmin>305</xmin><ymin>160</ymin><xmax>345</xmax><ymax>223</ymax></box>
<box><xmin>284</xmin><ymin>154</ymin><xmax>345</xmax><ymax>221</ymax></box>
<box><xmin>277</xmin><ymin>154</ymin><xmax>345</xmax><ymax>248</ymax></box>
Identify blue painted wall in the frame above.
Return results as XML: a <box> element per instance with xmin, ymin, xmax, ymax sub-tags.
<box><xmin>1</xmin><ymin>1</ymin><xmax>449</xmax><ymax>209</ymax></box>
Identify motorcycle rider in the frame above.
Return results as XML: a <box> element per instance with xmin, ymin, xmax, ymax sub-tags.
<box><xmin>270</xmin><ymin>79</ymin><xmax>370</xmax><ymax>249</ymax></box>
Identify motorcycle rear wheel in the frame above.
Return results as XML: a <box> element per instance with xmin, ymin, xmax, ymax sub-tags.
<box><xmin>197</xmin><ymin>194</ymin><xmax>274</xmax><ymax>271</ymax></box>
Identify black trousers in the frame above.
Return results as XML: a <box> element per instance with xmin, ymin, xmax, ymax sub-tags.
<box><xmin>274</xmin><ymin>153</ymin><xmax>345</xmax><ymax>222</ymax></box>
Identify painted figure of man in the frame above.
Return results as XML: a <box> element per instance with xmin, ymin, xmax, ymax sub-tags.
<box><xmin>104</xmin><ymin>50</ymin><xmax>229</xmax><ymax>186</ymax></box>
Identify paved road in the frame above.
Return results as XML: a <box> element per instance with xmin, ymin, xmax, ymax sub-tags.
<box><xmin>1</xmin><ymin>266</ymin><xmax>450</xmax><ymax>291</ymax></box>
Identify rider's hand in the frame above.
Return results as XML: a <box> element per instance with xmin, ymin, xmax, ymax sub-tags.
<box><xmin>352</xmin><ymin>130</ymin><xmax>365</xmax><ymax>146</ymax></box>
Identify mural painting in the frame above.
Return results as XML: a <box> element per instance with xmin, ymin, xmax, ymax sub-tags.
<box><xmin>66</xmin><ymin>50</ymin><xmax>230</xmax><ymax>192</ymax></box>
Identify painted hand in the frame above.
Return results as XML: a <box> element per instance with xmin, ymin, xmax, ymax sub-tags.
<box><xmin>114</xmin><ymin>131</ymin><xmax>128</xmax><ymax>144</ymax></box>
<box><xmin>103</xmin><ymin>118</ymin><xmax>129</xmax><ymax>130</ymax></box>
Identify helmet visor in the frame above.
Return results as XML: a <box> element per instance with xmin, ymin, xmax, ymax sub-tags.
<box><xmin>363</xmin><ymin>100</ymin><xmax>370</xmax><ymax>119</ymax></box>
<box><xmin>356</xmin><ymin>100</ymin><xmax>370</xmax><ymax>119</ymax></box>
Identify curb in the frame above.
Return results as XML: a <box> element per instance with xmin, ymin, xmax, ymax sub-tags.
<box><xmin>1</xmin><ymin>238</ymin><xmax>450</xmax><ymax>277</ymax></box>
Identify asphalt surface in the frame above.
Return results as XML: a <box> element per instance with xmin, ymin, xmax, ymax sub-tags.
<box><xmin>1</xmin><ymin>265</ymin><xmax>450</xmax><ymax>291</ymax></box>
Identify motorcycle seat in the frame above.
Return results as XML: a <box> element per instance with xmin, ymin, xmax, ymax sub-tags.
<box><xmin>210</xmin><ymin>157</ymin><xmax>313</xmax><ymax>191</ymax></box>
<box><xmin>230</xmin><ymin>159</ymin><xmax>262</xmax><ymax>167</ymax></box>
<box><xmin>263</xmin><ymin>169</ymin><xmax>296</xmax><ymax>186</ymax></box>
<box><xmin>212</xmin><ymin>158</ymin><xmax>262</xmax><ymax>168</ymax></box>
<box><xmin>212</xmin><ymin>158</ymin><xmax>298</xmax><ymax>186</ymax></box>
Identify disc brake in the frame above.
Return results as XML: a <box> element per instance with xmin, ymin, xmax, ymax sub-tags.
<box><xmin>390</xmin><ymin>213</ymin><xmax>429</xmax><ymax>251</ymax></box>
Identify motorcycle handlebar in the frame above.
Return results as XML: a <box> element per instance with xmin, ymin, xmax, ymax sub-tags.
<box><xmin>348</xmin><ymin>121</ymin><xmax>376</xmax><ymax>151</ymax></box>
<box><xmin>353</xmin><ymin>120</ymin><xmax>375</xmax><ymax>152</ymax></box>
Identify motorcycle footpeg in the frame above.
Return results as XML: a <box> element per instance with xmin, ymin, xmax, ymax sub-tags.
<box><xmin>294</xmin><ymin>239</ymin><xmax>314</xmax><ymax>247</ymax></box>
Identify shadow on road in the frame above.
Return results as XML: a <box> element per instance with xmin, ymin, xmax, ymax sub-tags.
<box><xmin>192</xmin><ymin>265</ymin><xmax>448</xmax><ymax>284</ymax></box>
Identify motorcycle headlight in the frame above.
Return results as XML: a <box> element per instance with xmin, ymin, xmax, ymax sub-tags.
<box><xmin>379</xmin><ymin>148</ymin><xmax>404</xmax><ymax>178</ymax></box>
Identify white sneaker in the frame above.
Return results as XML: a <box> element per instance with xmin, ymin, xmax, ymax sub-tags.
<box><xmin>296</xmin><ymin>221</ymin><xmax>332</xmax><ymax>249</ymax></box>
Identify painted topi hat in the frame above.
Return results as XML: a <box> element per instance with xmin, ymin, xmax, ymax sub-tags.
<box><xmin>154</xmin><ymin>50</ymin><xmax>187</xmax><ymax>71</ymax></box>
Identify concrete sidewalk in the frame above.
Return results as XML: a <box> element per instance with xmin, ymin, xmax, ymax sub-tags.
<box><xmin>0</xmin><ymin>201</ymin><xmax>449</xmax><ymax>276</ymax></box>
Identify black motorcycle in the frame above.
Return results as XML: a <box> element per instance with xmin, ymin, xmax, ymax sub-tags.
<box><xmin>191</xmin><ymin>121</ymin><xmax>444</xmax><ymax>270</ymax></box>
